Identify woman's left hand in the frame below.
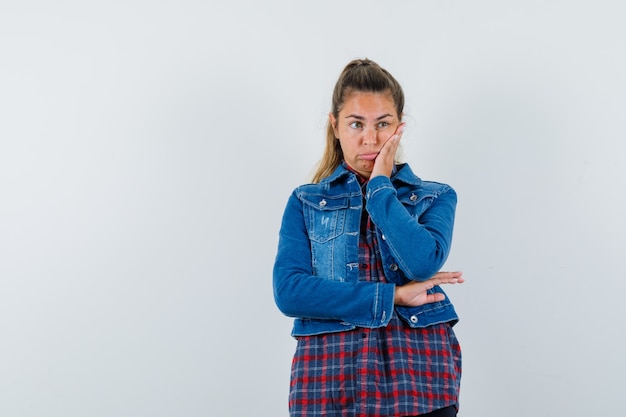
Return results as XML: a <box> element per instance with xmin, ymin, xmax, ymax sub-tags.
<box><xmin>370</xmin><ymin>122</ymin><xmax>405</xmax><ymax>179</ymax></box>
<box><xmin>394</xmin><ymin>271</ymin><xmax>464</xmax><ymax>307</ymax></box>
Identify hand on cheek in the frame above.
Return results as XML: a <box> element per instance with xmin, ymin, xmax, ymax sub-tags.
<box><xmin>371</xmin><ymin>122</ymin><xmax>405</xmax><ymax>179</ymax></box>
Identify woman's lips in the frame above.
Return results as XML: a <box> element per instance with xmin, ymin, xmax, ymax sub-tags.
<box><xmin>360</xmin><ymin>152</ymin><xmax>379</xmax><ymax>161</ymax></box>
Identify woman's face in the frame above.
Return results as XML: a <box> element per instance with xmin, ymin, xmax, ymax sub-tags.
<box><xmin>330</xmin><ymin>91</ymin><xmax>400</xmax><ymax>179</ymax></box>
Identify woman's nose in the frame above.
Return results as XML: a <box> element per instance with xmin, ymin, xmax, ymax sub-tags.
<box><xmin>363</xmin><ymin>127</ymin><xmax>378</xmax><ymax>145</ymax></box>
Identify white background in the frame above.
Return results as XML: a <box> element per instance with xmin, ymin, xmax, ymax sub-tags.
<box><xmin>1</xmin><ymin>1</ymin><xmax>625</xmax><ymax>416</ymax></box>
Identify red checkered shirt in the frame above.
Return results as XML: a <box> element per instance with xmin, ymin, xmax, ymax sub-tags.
<box><xmin>288</xmin><ymin>168</ymin><xmax>461</xmax><ymax>417</ymax></box>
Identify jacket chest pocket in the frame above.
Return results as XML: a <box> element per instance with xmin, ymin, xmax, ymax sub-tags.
<box><xmin>301</xmin><ymin>196</ymin><xmax>349</xmax><ymax>243</ymax></box>
<box><xmin>400</xmin><ymin>191</ymin><xmax>438</xmax><ymax>217</ymax></box>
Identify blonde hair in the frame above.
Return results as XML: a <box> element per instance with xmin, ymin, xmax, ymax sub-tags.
<box><xmin>311</xmin><ymin>59</ymin><xmax>405</xmax><ymax>183</ymax></box>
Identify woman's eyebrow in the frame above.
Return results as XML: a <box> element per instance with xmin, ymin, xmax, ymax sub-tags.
<box><xmin>344</xmin><ymin>113</ymin><xmax>394</xmax><ymax>120</ymax></box>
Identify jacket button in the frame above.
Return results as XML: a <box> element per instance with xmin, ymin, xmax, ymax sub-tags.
<box><xmin>410</xmin><ymin>193</ymin><xmax>417</xmax><ymax>201</ymax></box>
<box><xmin>389</xmin><ymin>264</ymin><xmax>398</xmax><ymax>271</ymax></box>
<box><xmin>410</xmin><ymin>315</ymin><xmax>418</xmax><ymax>323</ymax></box>
<box><xmin>319</xmin><ymin>199</ymin><xmax>327</xmax><ymax>207</ymax></box>
<box><xmin>381</xmin><ymin>234</ymin><xmax>386</xmax><ymax>240</ymax></box>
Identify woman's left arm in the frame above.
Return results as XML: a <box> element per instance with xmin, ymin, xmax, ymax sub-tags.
<box><xmin>365</xmin><ymin>177</ymin><xmax>457</xmax><ymax>281</ymax></box>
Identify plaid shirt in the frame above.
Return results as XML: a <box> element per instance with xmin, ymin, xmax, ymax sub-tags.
<box><xmin>288</xmin><ymin>166</ymin><xmax>461</xmax><ymax>417</ymax></box>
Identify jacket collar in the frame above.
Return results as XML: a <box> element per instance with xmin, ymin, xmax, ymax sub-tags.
<box><xmin>322</xmin><ymin>162</ymin><xmax>422</xmax><ymax>187</ymax></box>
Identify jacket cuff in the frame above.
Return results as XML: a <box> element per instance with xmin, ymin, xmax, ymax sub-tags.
<box><xmin>365</xmin><ymin>175</ymin><xmax>394</xmax><ymax>200</ymax></box>
<box><xmin>374</xmin><ymin>282</ymin><xmax>395</xmax><ymax>327</ymax></box>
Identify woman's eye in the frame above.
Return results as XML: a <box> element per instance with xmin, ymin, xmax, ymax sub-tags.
<box><xmin>377</xmin><ymin>121</ymin><xmax>390</xmax><ymax>128</ymax></box>
<box><xmin>349</xmin><ymin>121</ymin><xmax>363</xmax><ymax>129</ymax></box>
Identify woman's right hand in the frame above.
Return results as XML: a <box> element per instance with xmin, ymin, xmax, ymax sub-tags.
<box><xmin>393</xmin><ymin>271</ymin><xmax>464</xmax><ymax>307</ymax></box>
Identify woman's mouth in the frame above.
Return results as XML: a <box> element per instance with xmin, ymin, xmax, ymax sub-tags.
<box><xmin>360</xmin><ymin>152</ymin><xmax>379</xmax><ymax>161</ymax></box>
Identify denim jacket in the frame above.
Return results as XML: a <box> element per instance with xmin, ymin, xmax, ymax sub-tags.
<box><xmin>273</xmin><ymin>163</ymin><xmax>459</xmax><ymax>337</ymax></box>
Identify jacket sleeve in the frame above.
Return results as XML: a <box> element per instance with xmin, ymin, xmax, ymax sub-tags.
<box><xmin>365</xmin><ymin>175</ymin><xmax>457</xmax><ymax>281</ymax></box>
<box><xmin>272</xmin><ymin>190</ymin><xmax>395</xmax><ymax>328</ymax></box>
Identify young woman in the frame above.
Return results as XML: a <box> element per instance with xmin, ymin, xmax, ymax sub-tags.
<box><xmin>273</xmin><ymin>58</ymin><xmax>464</xmax><ymax>417</ymax></box>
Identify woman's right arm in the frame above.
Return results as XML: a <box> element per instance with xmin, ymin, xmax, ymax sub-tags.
<box><xmin>272</xmin><ymin>191</ymin><xmax>395</xmax><ymax>328</ymax></box>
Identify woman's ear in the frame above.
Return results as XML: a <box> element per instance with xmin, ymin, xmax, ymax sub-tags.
<box><xmin>329</xmin><ymin>113</ymin><xmax>339</xmax><ymax>138</ymax></box>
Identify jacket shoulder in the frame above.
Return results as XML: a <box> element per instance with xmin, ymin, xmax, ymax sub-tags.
<box><xmin>418</xmin><ymin>180</ymin><xmax>455</xmax><ymax>195</ymax></box>
<box><xmin>292</xmin><ymin>182</ymin><xmax>328</xmax><ymax>200</ymax></box>
<box><xmin>394</xmin><ymin>164</ymin><xmax>455</xmax><ymax>196</ymax></box>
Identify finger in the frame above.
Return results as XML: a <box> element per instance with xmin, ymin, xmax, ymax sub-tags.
<box><xmin>393</xmin><ymin>122</ymin><xmax>406</xmax><ymax>136</ymax></box>
<box><xmin>432</xmin><ymin>271</ymin><xmax>463</xmax><ymax>280</ymax></box>
<box><xmin>379</xmin><ymin>123</ymin><xmax>405</xmax><ymax>151</ymax></box>
<box><xmin>386</xmin><ymin>123</ymin><xmax>406</xmax><ymax>146</ymax></box>
<box><xmin>430</xmin><ymin>275</ymin><xmax>464</xmax><ymax>286</ymax></box>
<box><xmin>438</xmin><ymin>278</ymin><xmax>464</xmax><ymax>285</ymax></box>
<box><xmin>433</xmin><ymin>277</ymin><xmax>464</xmax><ymax>286</ymax></box>
<box><xmin>379</xmin><ymin>133</ymin><xmax>401</xmax><ymax>157</ymax></box>
<box><xmin>423</xmin><ymin>293</ymin><xmax>446</xmax><ymax>304</ymax></box>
